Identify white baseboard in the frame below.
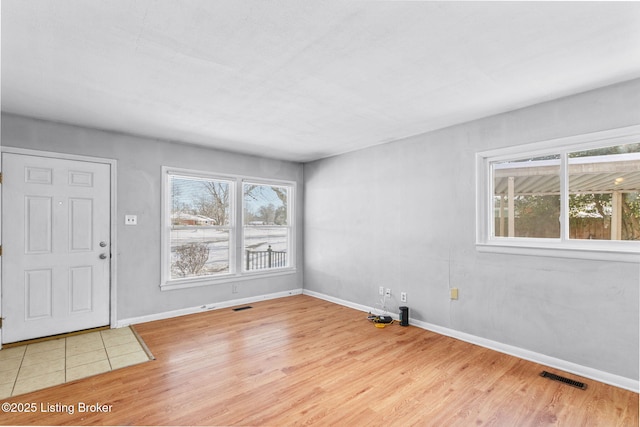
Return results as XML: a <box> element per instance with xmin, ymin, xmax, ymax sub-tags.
<box><xmin>117</xmin><ymin>288</ymin><xmax>303</xmax><ymax>327</ymax></box>
<box><xmin>302</xmin><ymin>289</ymin><xmax>392</xmax><ymax>317</ymax></box>
<box><xmin>302</xmin><ymin>289</ymin><xmax>639</xmax><ymax>393</ymax></box>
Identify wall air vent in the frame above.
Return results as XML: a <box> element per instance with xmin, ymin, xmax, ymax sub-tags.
<box><xmin>232</xmin><ymin>306</ymin><xmax>253</xmax><ymax>312</ymax></box>
<box><xmin>540</xmin><ymin>371</ymin><xmax>587</xmax><ymax>390</ymax></box>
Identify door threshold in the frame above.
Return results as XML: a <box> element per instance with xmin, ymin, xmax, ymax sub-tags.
<box><xmin>2</xmin><ymin>326</ymin><xmax>111</xmax><ymax>348</ymax></box>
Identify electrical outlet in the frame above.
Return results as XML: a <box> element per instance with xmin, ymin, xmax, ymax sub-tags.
<box><xmin>400</xmin><ymin>292</ymin><xmax>407</xmax><ymax>303</ymax></box>
<box><xmin>125</xmin><ymin>214</ymin><xmax>137</xmax><ymax>225</ymax></box>
<box><xmin>385</xmin><ymin>288</ymin><xmax>391</xmax><ymax>297</ymax></box>
<box><xmin>379</xmin><ymin>286</ymin><xmax>384</xmax><ymax>296</ymax></box>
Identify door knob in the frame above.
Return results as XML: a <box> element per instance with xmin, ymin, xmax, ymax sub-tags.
<box><xmin>99</xmin><ymin>241</ymin><xmax>107</xmax><ymax>247</ymax></box>
<box><xmin>99</xmin><ymin>253</ymin><xmax>108</xmax><ymax>259</ymax></box>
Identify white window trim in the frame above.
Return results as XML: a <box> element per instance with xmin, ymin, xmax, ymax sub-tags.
<box><xmin>476</xmin><ymin>125</ymin><xmax>640</xmax><ymax>263</ymax></box>
<box><xmin>161</xmin><ymin>166</ymin><xmax>296</xmax><ymax>290</ymax></box>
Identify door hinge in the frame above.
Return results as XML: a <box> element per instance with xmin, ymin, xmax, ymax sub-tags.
<box><xmin>0</xmin><ymin>245</ymin><xmax>2</xmax><ymax>256</ymax></box>
<box><xmin>0</xmin><ymin>318</ymin><xmax>3</xmax><ymax>329</ymax></box>
<box><xmin>0</xmin><ymin>172</ymin><xmax>3</xmax><ymax>184</ymax></box>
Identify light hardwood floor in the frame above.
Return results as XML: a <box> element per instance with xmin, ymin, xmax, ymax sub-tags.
<box><xmin>1</xmin><ymin>295</ymin><xmax>637</xmax><ymax>426</ymax></box>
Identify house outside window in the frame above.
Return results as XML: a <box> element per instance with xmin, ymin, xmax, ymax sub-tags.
<box><xmin>161</xmin><ymin>167</ymin><xmax>295</xmax><ymax>289</ymax></box>
<box><xmin>477</xmin><ymin>126</ymin><xmax>640</xmax><ymax>260</ymax></box>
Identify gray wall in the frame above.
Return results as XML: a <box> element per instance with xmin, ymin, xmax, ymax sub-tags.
<box><xmin>1</xmin><ymin>114</ymin><xmax>304</xmax><ymax>320</ymax></box>
<box><xmin>304</xmin><ymin>78</ymin><xmax>640</xmax><ymax>381</ymax></box>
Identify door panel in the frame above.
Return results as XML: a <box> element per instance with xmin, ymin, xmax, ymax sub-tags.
<box><xmin>2</xmin><ymin>153</ymin><xmax>111</xmax><ymax>343</ymax></box>
<box><xmin>25</xmin><ymin>196</ymin><xmax>53</xmax><ymax>253</ymax></box>
<box><xmin>69</xmin><ymin>198</ymin><xmax>93</xmax><ymax>251</ymax></box>
<box><xmin>70</xmin><ymin>266</ymin><xmax>94</xmax><ymax>313</ymax></box>
<box><xmin>25</xmin><ymin>269</ymin><xmax>53</xmax><ymax>319</ymax></box>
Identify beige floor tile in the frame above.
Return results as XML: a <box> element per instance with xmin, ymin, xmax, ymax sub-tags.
<box><xmin>24</xmin><ymin>338</ymin><xmax>65</xmax><ymax>355</ymax></box>
<box><xmin>0</xmin><ymin>382</ymin><xmax>14</xmax><ymax>399</ymax></box>
<box><xmin>66</xmin><ymin>348</ymin><xmax>108</xmax><ymax>368</ymax></box>
<box><xmin>0</xmin><ymin>346</ymin><xmax>26</xmax><ymax>361</ymax></box>
<box><xmin>67</xmin><ymin>338</ymin><xmax>105</xmax><ymax>357</ymax></box>
<box><xmin>21</xmin><ymin>348</ymin><xmax>65</xmax><ymax>367</ymax></box>
<box><xmin>13</xmin><ymin>370</ymin><xmax>65</xmax><ymax>396</ymax></box>
<box><xmin>103</xmin><ymin>334</ymin><xmax>138</xmax><ymax>348</ymax></box>
<box><xmin>0</xmin><ymin>366</ymin><xmax>20</xmax><ymax>384</ymax></box>
<box><xmin>105</xmin><ymin>341</ymin><xmax>144</xmax><ymax>358</ymax></box>
<box><xmin>0</xmin><ymin>367</ymin><xmax>19</xmax><ymax>385</ymax></box>
<box><xmin>17</xmin><ymin>358</ymin><xmax>65</xmax><ymax>380</ymax></box>
<box><xmin>66</xmin><ymin>359</ymin><xmax>111</xmax><ymax>382</ymax></box>
<box><xmin>108</xmin><ymin>350</ymin><xmax>149</xmax><ymax>370</ymax></box>
<box><xmin>101</xmin><ymin>330</ymin><xmax>137</xmax><ymax>347</ymax></box>
<box><xmin>0</xmin><ymin>356</ymin><xmax>23</xmax><ymax>373</ymax></box>
<box><xmin>67</xmin><ymin>332</ymin><xmax>103</xmax><ymax>347</ymax></box>
<box><xmin>101</xmin><ymin>327</ymin><xmax>134</xmax><ymax>337</ymax></box>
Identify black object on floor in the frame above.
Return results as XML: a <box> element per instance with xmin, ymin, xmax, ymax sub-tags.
<box><xmin>540</xmin><ymin>371</ymin><xmax>587</xmax><ymax>390</ymax></box>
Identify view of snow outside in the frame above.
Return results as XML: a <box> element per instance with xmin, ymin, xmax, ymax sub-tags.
<box><xmin>243</xmin><ymin>183</ymin><xmax>289</xmax><ymax>270</ymax></box>
<box><xmin>170</xmin><ymin>176</ymin><xmax>289</xmax><ymax>279</ymax></box>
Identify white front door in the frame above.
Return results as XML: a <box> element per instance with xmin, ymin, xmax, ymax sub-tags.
<box><xmin>1</xmin><ymin>153</ymin><xmax>111</xmax><ymax>343</ymax></box>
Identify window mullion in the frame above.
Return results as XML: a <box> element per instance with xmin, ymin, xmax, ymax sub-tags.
<box><xmin>560</xmin><ymin>152</ymin><xmax>569</xmax><ymax>242</ymax></box>
<box><xmin>234</xmin><ymin>178</ymin><xmax>243</xmax><ymax>274</ymax></box>
<box><xmin>487</xmin><ymin>157</ymin><xmax>495</xmax><ymax>242</ymax></box>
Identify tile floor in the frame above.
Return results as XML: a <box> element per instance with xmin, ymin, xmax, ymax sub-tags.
<box><xmin>0</xmin><ymin>327</ymin><xmax>152</xmax><ymax>399</ymax></box>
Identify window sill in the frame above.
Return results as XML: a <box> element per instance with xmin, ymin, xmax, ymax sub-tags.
<box><xmin>161</xmin><ymin>268</ymin><xmax>297</xmax><ymax>291</ymax></box>
<box><xmin>476</xmin><ymin>241</ymin><xmax>640</xmax><ymax>263</ymax></box>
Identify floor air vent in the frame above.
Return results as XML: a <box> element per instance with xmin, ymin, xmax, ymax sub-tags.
<box><xmin>540</xmin><ymin>371</ymin><xmax>587</xmax><ymax>390</ymax></box>
<box><xmin>232</xmin><ymin>306</ymin><xmax>253</xmax><ymax>311</ymax></box>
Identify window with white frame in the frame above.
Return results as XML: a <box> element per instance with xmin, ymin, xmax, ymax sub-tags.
<box><xmin>477</xmin><ymin>126</ymin><xmax>640</xmax><ymax>258</ymax></box>
<box><xmin>161</xmin><ymin>167</ymin><xmax>295</xmax><ymax>289</ymax></box>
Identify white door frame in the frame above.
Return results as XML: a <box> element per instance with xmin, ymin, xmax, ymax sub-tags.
<box><xmin>0</xmin><ymin>147</ymin><xmax>118</xmax><ymax>349</ymax></box>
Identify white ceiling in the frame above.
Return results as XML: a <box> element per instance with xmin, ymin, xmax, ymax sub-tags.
<box><xmin>2</xmin><ymin>1</ymin><xmax>640</xmax><ymax>162</ymax></box>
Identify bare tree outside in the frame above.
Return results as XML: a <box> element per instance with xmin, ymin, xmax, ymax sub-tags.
<box><xmin>200</xmin><ymin>181</ymin><xmax>230</xmax><ymax>225</ymax></box>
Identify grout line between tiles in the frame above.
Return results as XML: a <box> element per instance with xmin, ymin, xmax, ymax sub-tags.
<box><xmin>99</xmin><ymin>330</ymin><xmax>114</xmax><ymax>371</ymax></box>
<box><xmin>10</xmin><ymin>349</ymin><xmax>25</xmax><ymax>398</ymax></box>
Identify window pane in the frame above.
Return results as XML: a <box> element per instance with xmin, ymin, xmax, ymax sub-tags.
<box><xmin>171</xmin><ymin>176</ymin><xmax>230</xmax><ymax>226</ymax></box>
<box><xmin>169</xmin><ymin>175</ymin><xmax>232</xmax><ymax>279</ymax></box>
<box><xmin>170</xmin><ymin>228</ymin><xmax>230</xmax><ymax>279</ymax></box>
<box><xmin>244</xmin><ymin>184</ymin><xmax>288</xmax><ymax>225</ymax></box>
<box><xmin>492</xmin><ymin>156</ymin><xmax>561</xmax><ymax>238</ymax></box>
<box><xmin>243</xmin><ymin>183</ymin><xmax>290</xmax><ymax>271</ymax></box>
<box><xmin>569</xmin><ymin>143</ymin><xmax>640</xmax><ymax>240</ymax></box>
